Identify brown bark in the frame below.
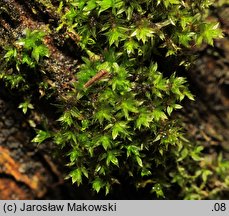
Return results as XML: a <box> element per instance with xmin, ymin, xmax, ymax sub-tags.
<box><xmin>0</xmin><ymin>91</ymin><xmax>94</xmax><ymax>199</ymax></box>
<box><xmin>0</xmin><ymin>0</ymin><xmax>79</xmax><ymax>101</ymax></box>
<box><xmin>180</xmin><ymin>5</ymin><xmax>229</xmax><ymax>159</ymax></box>
<box><xmin>0</xmin><ymin>94</ymin><xmax>59</xmax><ymax>199</ymax></box>
<box><xmin>0</xmin><ymin>0</ymin><xmax>97</xmax><ymax>199</ymax></box>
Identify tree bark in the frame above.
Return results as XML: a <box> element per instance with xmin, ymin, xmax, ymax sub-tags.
<box><xmin>0</xmin><ymin>0</ymin><xmax>228</xmax><ymax>199</ymax></box>
<box><xmin>0</xmin><ymin>90</ymin><xmax>61</xmax><ymax>199</ymax></box>
<box><xmin>0</xmin><ymin>0</ymin><xmax>90</xmax><ymax>199</ymax></box>
<box><xmin>181</xmin><ymin>6</ymin><xmax>229</xmax><ymax>158</ymax></box>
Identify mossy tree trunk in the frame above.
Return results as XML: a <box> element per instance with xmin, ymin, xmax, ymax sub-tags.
<box><xmin>0</xmin><ymin>0</ymin><xmax>228</xmax><ymax>199</ymax></box>
<box><xmin>181</xmin><ymin>6</ymin><xmax>229</xmax><ymax>158</ymax></box>
<box><xmin>0</xmin><ymin>0</ymin><xmax>89</xmax><ymax>199</ymax></box>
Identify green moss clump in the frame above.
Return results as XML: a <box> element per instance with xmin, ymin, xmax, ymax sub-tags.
<box><xmin>1</xmin><ymin>0</ymin><xmax>228</xmax><ymax>199</ymax></box>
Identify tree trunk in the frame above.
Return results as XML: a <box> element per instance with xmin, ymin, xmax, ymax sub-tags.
<box><xmin>0</xmin><ymin>0</ymin><xmax>228</xmax><ymax>199</ymax></box>
<box><xmin>0</xmin><ymin>0</ymin><xmax>91</xmax><ymax>199</ymax></box>
<box><xmin>181</xmin><ymin>6</ymin><xmax>229</xmax><ymax>158</ymax></box>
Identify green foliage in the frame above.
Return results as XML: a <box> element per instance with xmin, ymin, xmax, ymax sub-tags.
<box><xmin>4</xmin><ymin>29</ymin><xmax>49</xmax><ymax>68</ymax></box>
<box><xmin>1</xmin><ymin>0</ymin><xmax>227</xmax><ymax>199</ymax></box>
<box><xmin>170</xmin><ymin>153</ymin><xmax>229</xmax><ymax>199</ymax></box>
<box><xmin>31</xmin><ymin>130</ymin><xmax>52</xmax><ymax>144</ymax></box>
<box><xmin>1</xmin><ymin>29</ymin><xmax>49</xmax><ymax>90</ymax></box>
<box><xmin>34</xmin><ymin>0</ymin><xmax>226</xmax><ymax>198</ymax></box>
<box><xmin>196</xmin><ymin>23</ymin><xmax>222</xmax><ymax>46</ymax></box>
<box><xmin>18</xmin><ymin>99</ymin><xmax>34</xmax><ymax>114</ymax></box>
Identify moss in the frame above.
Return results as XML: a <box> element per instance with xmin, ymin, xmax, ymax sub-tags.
<box><xmin>1</xmin><ymin>0</ymin><xmax>228</xmax><ymax>199</ymax></box>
